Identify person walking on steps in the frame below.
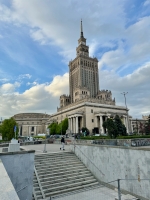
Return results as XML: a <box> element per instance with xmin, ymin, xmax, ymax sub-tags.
<box><xmin>60</xmin><ymin>136</ymin><xmax>65</xmax><ymax>150</ymax></box>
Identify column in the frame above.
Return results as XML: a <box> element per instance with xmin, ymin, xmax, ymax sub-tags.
<box><xmin>70</xmin><ymin>118</ymin><xmax>72</xmax><ymax>133</ymax></box>
<box><xmin>73</xmin><ymin>117</ymin><xmax>76</xmax><ymax>133</ymax></box>
<box><xmin>100</xmin><ymin>115</ymin><xmax>103</xmax><ymax>134</ymax></box>
<box><xmin>28</xmin><ymin>126</ymin><xmax>30</xmax><ymax>136</ymax></box>
<box><xmin>105</xmin><ymin>116</ymin><xmax>108</xmax><ymax>134</ymax></box>
<box><xmin>123</xmin><ymin>115</ymin><xmax>126</xmax><ymax>126</ymax></box>
<box><xmin>19</xmin><ymin>126</ymin><xmax>21</xmax><ymax>136</ymax></box>
<box><xmin>76</xmin><ymin>116</ymin><xmax>78</xmax><ymax>134</ymax></box>
<box><xmin>123</xmin><ymin>115</ymin><xmax>128</xmax><ymax>133</ymax></box>
<box><xmin>125</xmin><ymin>116</ymin><xmax>129</xmax><ymax>133</ymax></box>
<box><xmin>34</xmin><ymin>126</ymin><xmax>37</xmax><ymax>135</ymax></box>
<box><xmin>131</xmin><ymin>120</ymin><xmax>133</xmax><ymax>133</ymax></box>
<box><xmin>68</xmin><ymin>118</ymin><xmax>70</xmax><ymax>130</ymax></box>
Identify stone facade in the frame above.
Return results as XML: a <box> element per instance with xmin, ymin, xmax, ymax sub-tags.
<box><xmin>49</xmin><ymin>101</ymin><xmax>129</xmax><ymax>134</ymax></box>
<box><xmin>131</xmin><ymin>118</ymin><xmax>147</xmax><ymax>134</ymax></box>
<box><xmin>48</xmin><ymin>21</ymin><xmax>130</xmax><ymax>134</ymax></box>
<box><xmin>13</xmin><ymin>113</ymin><xmax>50</xmax><ymax>136</ymax></box>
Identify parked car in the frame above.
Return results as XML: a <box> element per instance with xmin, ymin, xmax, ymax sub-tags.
<box><xmin>34</xmin><ymin>139</ymin><xmax>42</xmax><ymax>144</ymax></box>
<box><xmin>54</xmin><ymin>135</ymin><xmax>61</xmax><ymax>139</ymax></box>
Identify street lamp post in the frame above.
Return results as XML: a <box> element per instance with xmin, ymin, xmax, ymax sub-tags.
<box><xmin>43</xmin><ymin>130</ymin><xmax>47</xmax><ymax>153</ymax></box>
<box><xmin>61</xmin><ymin>108</ymin><xmax>62</xmax><ymax>136</ymax></box>
<box><xmin>121</xmin><ymin>92</ymin><xmax>130</xmax><ymax>134</ymax></box>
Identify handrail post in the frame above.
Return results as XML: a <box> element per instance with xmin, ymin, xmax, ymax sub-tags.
<box><xmin>118</xmin><ymin>179</ymin><xmax>121</xmax><ymax>200</ymax></box>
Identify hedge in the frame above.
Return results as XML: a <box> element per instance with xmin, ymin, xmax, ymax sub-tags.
<box><xmin>80</xmin><ymin>136</ymin><xmax>110</xmax><ymax>140</ymax></box>
<box><xmin>79</xmin><ymin>135</ymin><xmax>150</xmax><ymax>140</ymax></box>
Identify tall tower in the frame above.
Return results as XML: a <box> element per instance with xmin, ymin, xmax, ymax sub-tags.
<box><xmin>69</xmin><ymin>20</ymin><xmax>99</xmax><ymax>103</ymax></box>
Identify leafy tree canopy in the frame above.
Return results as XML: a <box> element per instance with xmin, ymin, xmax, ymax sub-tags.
<box><xmin>81</xmin><ymin>127</ymin><xmax>89</xmax><ymax>136</ymax></box>
<box><xmin>114</xmin><ymin>115</ymin><xmax>127</xmax><ymax>136</ymax></box>
<box><xmin>1</xmin><ymin>118</ymin><xmax>18</xmax><ymax>141</ymax></box>
<box><xmin>48</xmin><ymin>118</ymin><xmax>68</xmax><ymax>135</ymax></box>
<box><xmin>103</xmin><ymin>115</ymin><xmax>127</xmax><ymax>138</ymax></box>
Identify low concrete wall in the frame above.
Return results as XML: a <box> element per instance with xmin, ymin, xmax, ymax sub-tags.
<box><xmin>0</xmin><ymin>159</ymin><xmax>19</xmax><ymax>200</ymax></box>
<box><xmin>93</xmin><ymin>139</ymin><xmax>117</xmax><ymax>146</ymax></box>
<box><xmin>74</xmin><ymin>138</ymin><xmax>150</xmax><ymax>147</ymax></box>
<box><xmin>70</xmin><ymin>144</ymin><xmax>150</xmax><ymax>200</ymax></box>
<box><xmin>0</xmin><ymin>150</ymin><xmax>35</xmax><ymax>200</ymax></box>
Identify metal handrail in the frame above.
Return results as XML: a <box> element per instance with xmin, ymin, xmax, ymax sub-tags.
<box><xmin>17</xmin><ymin>185</ymin><xmax>28</xmax><ymax>193</ymax></box>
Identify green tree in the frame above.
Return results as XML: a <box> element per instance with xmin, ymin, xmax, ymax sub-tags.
<box><xmin>145</xmin><ymin>115</ymin><xmax>150</xmax><ymax>135</ymax></box>
<box><xmin>58</xmin><ymin>118</ymin><xmax>68</xmax><ymax>135</ymax></box>
<box><xmin>0</xmin><ymin>125</ymin><xmax>2</xmax><ymax>135</ymax></box>
<box><xmin>81</xmin><ymin>127</ymin><xmax>89</xmax><ymax>136</ymax></box>
<box><xmin>56</xmin><ymin>123</ymin><xmax>61</xmax><ymax>134</ymax></box>
<box><xmin>1</xmin><ymin>118</ymin><xmax>18</xmax><ymax>141</ymax></box>
<box><xmin>103</xmin><ymin>115</ymin><xmax>127</xmax><ymax>138</ymax></box>
<box><xmin>48</xmin><ymin>118</ymin><xmax>68</xmax><ymax>135</ymax></box>
<box><xmin>114</xmin><ymin>115</ymin><xmax>127</xmax><ymax>136</ymax></box>
<box><xmin>48</xmin><ymin>123</ymin><xmax>58</xmax><ymax>135</ymax></box>
<box><xmin>62</xmin><ymin>118</ymin><xmax>68</xmax><ymax>134</ymax></box>
<box><xmin>103</xmin><ymin>118</ymin><xmax>117</xmax><ymax>138</ymax></box>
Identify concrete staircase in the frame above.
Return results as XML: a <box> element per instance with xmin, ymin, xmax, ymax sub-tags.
<box><xmin>32</xmin><ymin>151</ymin><xmax>100</xmax><ymax>199</ymax></box>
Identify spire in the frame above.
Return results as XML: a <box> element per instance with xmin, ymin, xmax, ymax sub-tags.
<box><xmin>80</xmin><ymin>19</ymin><xmax>83</xmax><ymax>37</ymax></box>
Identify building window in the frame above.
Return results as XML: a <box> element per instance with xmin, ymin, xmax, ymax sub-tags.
<box><xmin>31</xmin><ymin>127</ymin><xmax>34</xmax><ymax>132</ymax></box>
<box><xmin>91</xmin><ymin>109</ymin><xmax>93</xmax><ymax>113</ymax></box>
<box><xmin>92</xmin><ymin>119</ymin><xmax>94</xmax><ymax>123</ymax></box>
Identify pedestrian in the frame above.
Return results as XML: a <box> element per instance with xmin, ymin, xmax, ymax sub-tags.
<box><xmin>60</xmin><ymin>136</ymin><xmax>65</xmax><ymax>150</ymax></box>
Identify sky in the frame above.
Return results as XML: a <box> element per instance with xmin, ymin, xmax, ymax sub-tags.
<box><xmin>0</xmin><ymin>0</ymin><xmax>150</xmax><ymax>120</ymax></box>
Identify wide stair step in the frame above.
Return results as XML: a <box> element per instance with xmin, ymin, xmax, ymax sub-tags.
<box><xmin>33</xmin><ymin>151</ymin><xmax>100</xmax><ymax>199</ymax></box>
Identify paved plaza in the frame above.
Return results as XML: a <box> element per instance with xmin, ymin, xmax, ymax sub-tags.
<box><xmin>22</xmin><ymin>143</ymin><xmax>70</xmax><ymax>154</ymax></box>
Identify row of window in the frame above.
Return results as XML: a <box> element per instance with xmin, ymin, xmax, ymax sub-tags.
<box><xmin>19</xmin><ymin>122</ymin><xmax>40</xmax><ymax>125</ymax></box>
<box><xmin>70</xmin><ymin>60</ymin><xmax>97</xmax><ymax>72</ymax></box>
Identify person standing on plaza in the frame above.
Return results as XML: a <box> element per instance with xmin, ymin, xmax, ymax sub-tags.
<box><xmin>60</xmin><ymin>136</ymin><xmax>65</xmax><ymax>150</ymax></box>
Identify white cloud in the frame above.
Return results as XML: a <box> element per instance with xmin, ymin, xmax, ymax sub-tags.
<box><xmin>0</xmin><ymin>82</ymin><xmax>20</xmax><ymax>94</ymax></box>
<box><xmin>26</xmin><ymin>81</ymin><xmax>38</xmax><ymax>86</ymax></box>
<box><xmin>45</xmin><ymin>73</ymin><xmax>69</xmax><ymax>96</ymax></box>
<box><xmin>144</xmin><ymin>0</ymin><xmax>150</xmax><ymax>6</ymax></box>
<box><xmin>0</xmin><ymin>78</ymin><xmax>9</xmax><ymax>83</ymax></box>
<box><xmin>0</xmin><ymin>74</ymin><xmax>69</xmax><ymax>118</ymax></box>
<box><xmin>100</xmin><ymin>62</ymin><xmax>150</xmax><ymax>118</ymax></box>
<box><xmin>89</xmin><ymin>40</ymin><xmax>99</xmax><ymax>57</ymax></box>
<box><xmin>18</xmin><ymin>74</ymin><xmax>32</xmax><ymax>80</ymax></box>
<box><xmin>0</xmin><ymin>0</ymin><xmax>126</xmax><ymax>60</ymax></box>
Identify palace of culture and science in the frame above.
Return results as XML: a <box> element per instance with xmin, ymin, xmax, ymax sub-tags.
<box><xmin>50</xmin><ymin>21</ymin><xmax>131</xmax><ymax>134</ymax></box>
<box><xmin>13</xmin><ymin>21</ymin><xmax>135</xmax><ymax>136</ymax></box>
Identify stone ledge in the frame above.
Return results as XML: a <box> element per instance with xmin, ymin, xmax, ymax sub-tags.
<box><xmin>0</xmin><ymin>149</ymin><xmax>35</xmax><ymax>156</ymax></box>
<box><xmin>70</xmin><ymin>143</ymin><xmax>150</xmax><ymax>151</ymax></box>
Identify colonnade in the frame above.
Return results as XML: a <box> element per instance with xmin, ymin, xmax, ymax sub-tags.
<box><xmin>68</xmin><ymin>115</ymin><xmax>83</xmax><ymax>134</ymax></box>
<box><xmin>19</xmin><ymin>125</ymin><xmax>43</xmax><ymax>136</ymax></box>
<box><xmin>95</xmin><ymin>114</ymin><xmax>129</xmax><ymax>134</ymax></box>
